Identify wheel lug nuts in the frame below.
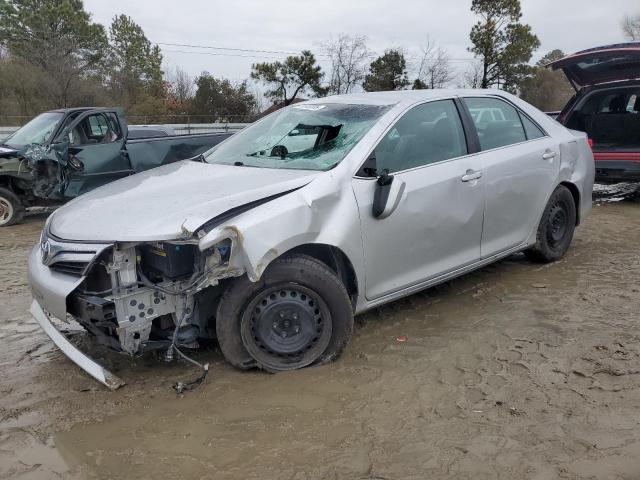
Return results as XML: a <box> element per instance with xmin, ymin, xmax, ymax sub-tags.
<box><xmin>272</xmin><ymin>322</ymin><xmax>278</xmax><ymax>328</ymax></box>
<box><xmin>294</xmin><ymin>326</ymin><xmax>300</xmax><ymax>333</ymax></box>
<box><xmin>281</xmin><ymin>331</ymin><xmax>287</xmax><ymax>338</ymax></box>
<box><xmin>279</xmin><ymin>312</ymin><xmax>285</xmax><ymax>318</ymax></box>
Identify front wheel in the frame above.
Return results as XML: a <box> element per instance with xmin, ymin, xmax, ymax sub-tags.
<box><xmin>0</xmin><ymin>187</ymin><xmax>25</xmax><ymax>227</ymax></box>
<box><xmin>525</xmin><ymin>185</ymin><xmax>576</xmax><ymax>263</ymax></box>
<box><xmin>216</xmin><ymin>255</ymin><xmax>354</xmax><ymax>372</ymax></box>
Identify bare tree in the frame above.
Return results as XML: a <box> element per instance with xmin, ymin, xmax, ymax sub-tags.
<box><xmin>622</xmin><ymin>13</ymin><xmax>640</xmax><ymax>40</ymax></box>
<box><xmin>321</xmin><ymin>34</ymin><xmax>371</xmax><ymax>94</ymax></box>
<box><xmin>167</xmin><ymin>66</ymin><xmax>194</xmax><ymax>111</ymax></box>
<box><xmin>415</xmin><ymin>38</ymin><xmax>454</xmax><ymax>89</ymax></box>
<box><xmin>460</xmin><ymin>60</ymin><xmax>483</xmax><ymax>89</ymax></box>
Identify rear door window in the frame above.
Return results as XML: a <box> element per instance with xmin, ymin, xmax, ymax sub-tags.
<box><xmin>374</xmin><ymin>99</ymin><xmax>468</xmax><ymax>173</ymax></box>
<box><xmin>463</xmin><ymin>97</ymin><xmax>527</xmax><ymax>150</ymax></box>
<box><xmin>519</xmin><ymin>113</ymin><xmax>545</xmax><ymax>140</ymax></box>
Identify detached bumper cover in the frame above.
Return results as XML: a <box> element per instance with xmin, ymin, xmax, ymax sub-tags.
<box><xmin>29</xmin><ymin>300</ymin><xmax>125</xmax><ymax>390</ymax></box>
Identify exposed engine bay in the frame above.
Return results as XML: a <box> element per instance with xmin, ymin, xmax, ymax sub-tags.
<box><xmin>66</xmin><ymin>238</ymin><xmax>238</xmax><ymax>357</ymax></box>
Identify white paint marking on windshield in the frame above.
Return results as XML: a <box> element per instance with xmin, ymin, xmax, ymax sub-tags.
<box><xmin>293</xmin><ymin>105</ymin><xmax>326</xmax><ymax>111</ymax></box>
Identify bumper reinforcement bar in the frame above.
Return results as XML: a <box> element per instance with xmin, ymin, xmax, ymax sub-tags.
<box><xmin>29</xmin><ymin>300</ymin><xmax>125</xmax><ymax>390</ymax></box>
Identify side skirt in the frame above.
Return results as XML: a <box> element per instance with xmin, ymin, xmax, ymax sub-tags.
<box><xmin>356</xmin><ymin>242</ymin><xmax>529</xmax><ymax>314</ymax></box>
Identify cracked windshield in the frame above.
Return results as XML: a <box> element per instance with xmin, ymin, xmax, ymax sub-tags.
<box><xmin>204</xmin><ymin>103</ymin><xmax>391</xmax><ymax>170</ymax></box>
<box><xmin>3</xmin><ymin>111</ymin><xmax>64</xmax><ymax>147</ymax></box>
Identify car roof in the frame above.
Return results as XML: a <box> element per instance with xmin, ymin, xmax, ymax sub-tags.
<box><xmin>48</xmin><ymin>107</ymin><xmax>119</xmax><ymax>114</ymax></box>
<box><xmin>303</xmin><ymin>89</ymin><xmax>507</xmax><ymax>107</ymax></box>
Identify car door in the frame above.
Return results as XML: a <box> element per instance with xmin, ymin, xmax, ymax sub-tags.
<box><xmin>59</xmin><ymin>111</ymin><xmax>132</xmax><ymax>197</ymax></box>
<box><xmin>461</xmin><ymin>97</ymin><xmax>560</xmax><ymax>258</ymax></box>
<box><xmin>351</xmin><ymin>99</ymin><xmax>485</xmax><ymax>300</ymax></box>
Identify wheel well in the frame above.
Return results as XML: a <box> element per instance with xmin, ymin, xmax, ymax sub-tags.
<box><xmin>560</xmin><ymin>181</ymin><xmax>581</xmax><ymax>226</ymax></box>
<box><xmin>284</xmin><ymin>244</ymin><xmax>359</xmax><ymax>308</ymax></box>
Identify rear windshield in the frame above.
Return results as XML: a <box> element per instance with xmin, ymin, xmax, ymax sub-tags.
<box><xmin>204</xmin><ymin>103</ymin><xmax>391</xmax><ymax>171</ymax></box>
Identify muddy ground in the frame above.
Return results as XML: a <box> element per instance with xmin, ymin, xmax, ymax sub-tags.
<box><xmin>1</xmin><ymin>199</ymin><xmax>640</xmax><ymax>480</ymax></box>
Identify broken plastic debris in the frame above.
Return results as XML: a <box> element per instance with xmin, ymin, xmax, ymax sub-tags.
<box><xmin>395</xmin><ymin>335</ymin><xmax>408</xmax><ymax>343</ymax></box>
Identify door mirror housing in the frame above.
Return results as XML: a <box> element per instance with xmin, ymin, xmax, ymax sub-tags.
<box><xmin>372</xmin><ymin>170</ymin><xmax>405</xmax><ymax>219</ymax></box>
<box><xmin>67</xmin><ymin>155</ymin><xmax>85</xmax><ymax>172</ymax></box>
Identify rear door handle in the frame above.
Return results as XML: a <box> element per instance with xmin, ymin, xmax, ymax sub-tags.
<box><xmin>542</xmin><ymin>151</ymin><xmax>557</xmax><ymax>160</ymax></box>
<box><xmin>461</xmin><ymin>169</ymin><xmax>483</xmax><ymax>182</ymax></box>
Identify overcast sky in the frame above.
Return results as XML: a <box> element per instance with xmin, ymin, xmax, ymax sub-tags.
<box><xmin>83</xmin><ymin>0</ymin><xmax>638</xmax><ymax>86</ymax></box>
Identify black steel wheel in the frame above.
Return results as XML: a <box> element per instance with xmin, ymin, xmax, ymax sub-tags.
<box><xmin>240</xmin><ymin>284</ymin><xmax>332</xmax><ymax>371</ymax></box>
<box><xmin>525</xmin><ymin>185</ymin><xmax>576</xmax><ymax>263</ymax></box>
<box><xmin>216</xmin><ymin>255</ymin><xmax>354</xmax><ymax>372</ymax></box>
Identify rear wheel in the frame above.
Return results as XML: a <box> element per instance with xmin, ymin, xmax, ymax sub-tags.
<box><xmin>216</xmin><ymin>255</ymin><xmax>354</xmax><ymax>372</ymax></box>
<box><xmin>0</xmin><ymin>187</ymin><xmax>25</xmax><ymax>227</ymax></box>
<box><xmin>525</xmin><ymin>185</ymin><xmax>576</xmax><ymax>263</ymax></box>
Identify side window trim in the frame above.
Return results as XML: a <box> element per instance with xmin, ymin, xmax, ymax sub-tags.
<box><xmin>453</xmin><ymin>97</ymin><xmax>481</xmax><ymax>154</ymax></box>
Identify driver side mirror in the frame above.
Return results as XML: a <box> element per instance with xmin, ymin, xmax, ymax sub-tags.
<box><xmin>372</xmin><ymin>170</ymin><xmax>405</xmax><ymax>219</ymax></box>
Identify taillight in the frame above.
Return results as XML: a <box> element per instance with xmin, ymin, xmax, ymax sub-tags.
<box><xmin>587</xmin><ymin>138</ymin><xmax>594</xmax><ymax>150</ymax></box>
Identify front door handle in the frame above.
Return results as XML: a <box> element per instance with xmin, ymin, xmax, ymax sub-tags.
<box><xmin>461</xmin><ymin>169</ymin><xmax>483</xmax><ymax>182</ymax></box>
<box><xmin>542</xmin><ymin>151</ymin><xmax>557</xmax><ymax>160</ymax></box>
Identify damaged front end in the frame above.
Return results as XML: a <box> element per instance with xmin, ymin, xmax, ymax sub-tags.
<box><xmin>66</xmin><ymin>237</ymin><xmax>241</xmax><ymax>356</ymax></box>
<box><xmin>24</xmin><ymin>143</ymin><xmax>69</xmax><ymax>200</ymax></box>
<box><xmin>31</xmin><ymin>224</ymin><xmax>245</xmax><ymax>388</ymax></box>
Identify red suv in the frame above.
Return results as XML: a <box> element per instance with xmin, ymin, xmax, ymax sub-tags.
<box><xmin>550</xmin><ymin>43</ymin><xmax>640</xmax><ymax>183</ymax></box>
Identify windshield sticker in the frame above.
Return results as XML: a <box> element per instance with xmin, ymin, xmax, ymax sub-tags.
<box><xmin>293</xmin><ymin>105</ymin><xmax>326</xmax><ymax>111</ymax></box>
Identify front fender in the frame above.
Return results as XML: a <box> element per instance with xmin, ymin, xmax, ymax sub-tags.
<box><xmin>198</xmin><ymin>177</ymin><xmax>365</xmax><ymax>291</ymax></box>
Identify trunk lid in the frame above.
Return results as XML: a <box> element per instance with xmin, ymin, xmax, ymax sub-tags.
<box><xmin>548</xmin><ymin>43</ymin><xmax>640</xmax><ymax>89</ymax></box>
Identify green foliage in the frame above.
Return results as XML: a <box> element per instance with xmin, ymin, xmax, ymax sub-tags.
<box><xmin>362</xmin><ymin>50</ymin><xmax>409</xmax><ymax>92</ymax></box>
<box><xmin>191</xmin><ymin>73</ymin><xmax>258</xmax><ymax>121</ymax></box>
<box><xmin>107</xmin><ymin>14</ymin><xmax>164</xmax><ymax>106</ymax></box>
<box><xmin>412</xmin><ymin>78</ymin><xmax>429</xmax><ymax>90</ymax></box>
<box><xmin>0</xmin><ymin>0</ymin><xmax>107</xmax><ymax>107</ymax></box>
<box><xmin>251</xmin><ymin>50</ymin><xmax>326</xmax><ymax>106</ymax></box>
<box><xmin>537</xmin><ymin>49</ymin><xmax>565</xmax><ymax>67</ymax></box>
<box><xmin>520</xmin><ymin>49</ymin><xmax>574</xmax><ymax>112</ymax></box>
<box><xmin>469</xmin><ymin>0</ymin><xmax>540</xmax><ymax>91</ymax></box>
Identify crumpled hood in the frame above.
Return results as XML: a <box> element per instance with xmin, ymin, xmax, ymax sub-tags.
<box><xmin>50</xmin><ymin>161</ymin><xmax>318</xmax><ymax>242</ymax></box>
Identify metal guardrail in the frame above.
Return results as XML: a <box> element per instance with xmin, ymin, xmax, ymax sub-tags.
<box><xmin>0</xmin><ymin>127</ymin><xmax>16</xmax><ymax>141</ymax></box>
<box><xmin>0</xmin><ymin>123</ymin><xmax>250</xmax><ymax>142</ymax></box>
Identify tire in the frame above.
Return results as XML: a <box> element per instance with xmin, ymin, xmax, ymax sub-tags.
<box><xmin>525</xmin><ymin>185</ymin><xmax>576</xmax><ymax>263</ymax></box>
<box><xmin>216</xmin><ymin>254</ymin><xmax>354</xmax><ymax>372</ymax></box>
<box><xmin>0</xmin><ymin>187</ymin><xmax>25</xmax><ymax>227</ymax></box>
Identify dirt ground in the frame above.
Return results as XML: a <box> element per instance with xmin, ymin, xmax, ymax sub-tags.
<box><xmin>1</xmin><ymin>198</ymin><xmax>640</xmax><ymax>480</ymax></box>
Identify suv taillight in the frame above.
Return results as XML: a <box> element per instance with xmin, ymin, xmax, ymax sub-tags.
<box><xmin>587</xmin><ymin>138</ymin><xmax>594</xmax><ymax>150</ymax></box>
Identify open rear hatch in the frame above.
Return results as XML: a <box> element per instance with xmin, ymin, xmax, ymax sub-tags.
<box><xmin>549</xmin><ymin>43</ymin><xmax>640</xmax><ymax>89</ymax></box>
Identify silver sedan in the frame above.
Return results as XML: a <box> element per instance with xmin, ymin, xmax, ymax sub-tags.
<box><xmin>28</xmin><ymin>89</ymin><xmax>594</xmax><ymax>387</ymax></box>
